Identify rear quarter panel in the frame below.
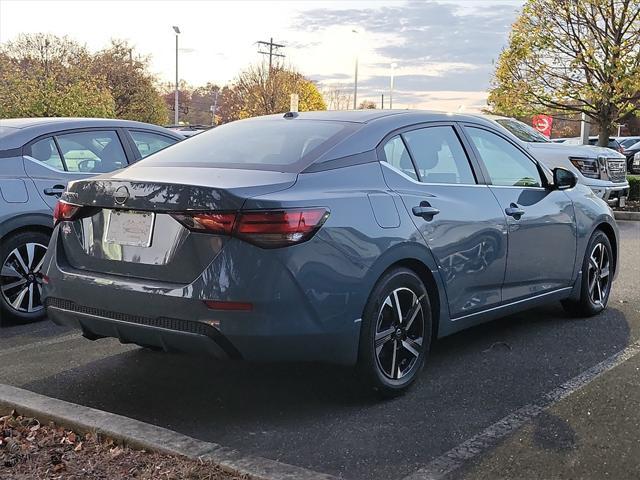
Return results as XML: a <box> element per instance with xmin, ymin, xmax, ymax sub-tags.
<box><xmin>243</xmin><ymin>161</ymin><xmax>447</xmax><ymax>362</ymax></box>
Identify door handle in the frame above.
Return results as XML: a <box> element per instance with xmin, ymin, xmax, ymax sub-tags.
<box><xmin>505</xmin><ymin>203</ymin><xmax>525</xmax><ymax>219</ymax></box>
<box><xmin>44</xmin><ymin>185</ymin><xmax>65</xmax><ymax>197</ymax></box>
<box><xmin>412</xmin><ymin>205</ymin><xmax>440</xmax><ymax>221</ymax></box>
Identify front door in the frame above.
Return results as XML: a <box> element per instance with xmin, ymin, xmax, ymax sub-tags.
<box><xmin>463</xmin><ymin>125</ymin><xmax>577</xmax><ymax>302</ymax></box>
<box><xmin>380</xmin><ymin>124</ymin><xmax>508</xmax><ymax>319</ymax></box>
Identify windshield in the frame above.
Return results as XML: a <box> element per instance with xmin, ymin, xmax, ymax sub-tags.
<box><xmin>620</xmin><ymin>138</ymin><xmax>640</xmax><ymax>149</ymax></box>
<box><xmin>495</xmin><ymin>118</ymin><xmax>550</xmax><ymax>143</ymax></box>
<box><xmin>138</xmin><ymin>118</ymin><xmax>358</xmax><ymax>172</ymax></box>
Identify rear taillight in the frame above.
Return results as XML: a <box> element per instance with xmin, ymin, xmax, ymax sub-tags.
<box><xmin>236</xmin><ymin>209</ymin><xmax>329</xmax><ymax>248</ymax></box>
<box><xmin>53</xmin><ymin>200</ymin><xmax>80</xmax><ymax>226</ymax></box>
<box><xmin>172</xmin><ymin>208</ymin><xmax>329</xmax><ymax>248</ymax></box>
<box><xmin>171</xmin><ymin>212</ymin><xmax>236</xmax><ymax>235</ymax></box>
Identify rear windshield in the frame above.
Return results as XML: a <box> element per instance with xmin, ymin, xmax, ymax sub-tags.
<box><xmin>137</xmin><ymin>118</ymin><xmax>358</xmax><ymax>172</ymax></box>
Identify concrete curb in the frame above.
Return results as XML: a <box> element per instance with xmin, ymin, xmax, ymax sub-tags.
<box><xmin>614</xmin><ymin>210</ymin><xmax>640</xmax><ymax>221</ymax></box>
<box><xmin>0</xmin><ymin>384</ymin><xmax>338</xmax><ymax>480</ymax></box>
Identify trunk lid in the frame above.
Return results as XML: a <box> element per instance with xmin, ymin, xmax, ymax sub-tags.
<box><xmin>58</xmin><ymin>167</ymin><xmax>297</xmax><ymax>283</ymax></box>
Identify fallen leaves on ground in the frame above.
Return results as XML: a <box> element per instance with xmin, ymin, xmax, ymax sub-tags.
<box><xmin>0</xmin><ymin>411</ymin><xmax>248</xmax><ymax>479</ymax></box>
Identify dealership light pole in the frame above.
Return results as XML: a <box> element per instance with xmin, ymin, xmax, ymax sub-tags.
<box><xmin>173</xmin><ymin>26</ymin><xmax>180</xmax><ymax>125</ymax></box>
<box><xmin>390</xmin><ymin>62</ymin><xmax>397</xmax><ymax>109</ymax></box>
<box><xmin>352</xmin><ymin>29</ymin><xmax>359</xmax><ymax>110</ymax></box>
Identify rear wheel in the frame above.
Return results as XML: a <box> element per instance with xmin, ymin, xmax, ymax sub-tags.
<box><xmin>0</xmin><ymin>231</ymin><xmax>49</xmax><ymax>325</ymax></box>
<box><xmin>562</xmin><ymin>230</ymin><xmax>612</xmax><ymax>317</ymax></box>
<box><xmin>358</xmin><ymin>267</ymin><xmax>432</xmax><ymax>396</ymax></box>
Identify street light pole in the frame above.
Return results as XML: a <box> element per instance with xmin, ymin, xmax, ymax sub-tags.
<box><xmin>352</xmin><ymin>29</ymin><xmax>359</xmax><ymax>110</ymax></box>
<box><xmin>390</xmin><ymin>63</ymin><xmax>397</xmax><ymax>109</ymax></box>
<box><xmin>173</xmin><ymin>26</ymin><xmax>181</xmax><ymax>125</ymax></box>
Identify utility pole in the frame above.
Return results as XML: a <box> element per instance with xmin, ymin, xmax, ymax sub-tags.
<box><xmin>381</xmin><ymin>94</ymin><xmax>384</xmax><ymax>109</ymax></box>
<box><xmin>257</xmin><ymin>37</ymin><xmax>285</xmax><ymax>73</ymax></box>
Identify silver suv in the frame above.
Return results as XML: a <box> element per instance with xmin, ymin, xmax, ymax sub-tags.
<box><xmin>485</xmin><ymin>116</ymin><xmax>629</xmax><ymax>207</ymax></box>
<box><xmin>0</xmin><ymin>118</ymin><xmax>183</xmax><ymax>324</ymax></box>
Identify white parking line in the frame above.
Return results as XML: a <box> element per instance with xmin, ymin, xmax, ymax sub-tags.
<box><xmin>0</xmin><ymin>333</ymin><xmax>81</xmax><ymax>357</ymax></box>
<box><xmin>403</xmin><ymin>338</ymin><xmax>640</xmax><ymax>480</ymax></box>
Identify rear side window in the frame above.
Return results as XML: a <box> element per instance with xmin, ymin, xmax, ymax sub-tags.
<box><xmin>138</xmin><ymin>119</ymin><xmax>358</xmax><ymax>172</ymax></box>
<box><xmin>28</xmin><ymin>137</ymin><xmax>64</xmax><ymax>171</ymax></box>
<box><xmin>56</xmin><ymin>131</ymin><xmax>127</xmax><ymax>173</ymax></box>
<box><xmin>383</xmin><ymin>136</ymin><xmax>418</xmax><ymax>180</ymax></box>
<box><xmin>130</xmin><ymin>130</ymin><xmax>178</xmax><ymax>159</ymax></box>
<box><xmin>403</xmin><ymin>126</ymin><xmax>476</xmax><ymax>185</ymax></box>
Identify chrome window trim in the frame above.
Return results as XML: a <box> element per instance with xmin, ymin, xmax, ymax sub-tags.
<box><xmin>380</xmin><ymin>161</ymin><xmax>488</xmax><ymax>187</ymax></box>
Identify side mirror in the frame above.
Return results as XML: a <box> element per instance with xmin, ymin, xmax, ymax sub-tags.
<box><xmin>553</xmin><ymin>167</ymin><xmax>577</xmax><ymax>190</ymax></box>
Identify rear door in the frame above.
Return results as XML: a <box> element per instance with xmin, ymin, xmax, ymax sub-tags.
<box><xmin>125</xmin><ymin>129</ymin><xmax>181</xmax><ymax>162</ymax></box>
<box><xmin>462</xmin><ymin>125</ymin><xmax>576</xmax><ymax>302</ymax></box>
<box><xmin>24</xmin><ymin>129</ymin><xmax>130</xmax><ymax>209</ymax></box>
<box><xmin>380</xmin><ymin>123</ymin><xmax>508</xmax><ymax>319</ymax></box>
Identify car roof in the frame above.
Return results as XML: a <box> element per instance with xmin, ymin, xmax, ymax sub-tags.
<box><xmin>252</xmin><ymin>110</ymin><xmax>500</xmax><ymax>162</ymax></box>
<box><xmin>0</xmin><ymin>117</ymin><xmax>183</xmax><ymax>150</ymax></box>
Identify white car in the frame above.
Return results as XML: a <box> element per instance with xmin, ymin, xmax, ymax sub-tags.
<box><xmin>483</xmin><ymin>116</ymin><xmax>629</xmax><ymax>207</ymax></box>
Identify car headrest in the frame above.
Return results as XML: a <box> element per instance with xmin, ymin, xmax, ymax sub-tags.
<box><xmin>31</xmin><ymin>140</ymin><xmax>52</xmax><ymax>161</ymax></box>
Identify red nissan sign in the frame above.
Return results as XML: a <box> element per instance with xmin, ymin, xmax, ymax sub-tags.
<box><xmin>532</xmin><ymin>115</ymin><xmax>553</xmax><ymax>137</ymax></box>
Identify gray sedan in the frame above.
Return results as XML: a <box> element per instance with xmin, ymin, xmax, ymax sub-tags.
<box><xmin>40</xmin><ymin>111</ymin><xmax>618</xmax><ymax>395</ymax></box>
<box><xmin>0</xmin><ymin>118</ymin><xmax>183</xmax><ymax>324</ymax></box>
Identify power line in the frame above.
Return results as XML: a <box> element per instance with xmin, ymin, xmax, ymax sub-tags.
<box><xmin>256</xmin><ymin>37</ymin><xmax>285</xmax><ymax>71</ymax></box>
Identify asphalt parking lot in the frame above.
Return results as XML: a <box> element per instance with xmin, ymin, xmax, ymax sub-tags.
<box><xmin>1</xmin><ymin>220</ymin><xmax>639</xmax><ymax>480</ymax></box>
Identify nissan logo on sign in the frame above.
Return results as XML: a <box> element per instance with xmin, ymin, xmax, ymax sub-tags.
<box><xmin>113</xmin><ymin>186</ymin><xmax>130</xmax><ymax>205</ymax></box>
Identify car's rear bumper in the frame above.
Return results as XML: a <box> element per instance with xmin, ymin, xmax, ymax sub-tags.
<box><xmin>41</xmin><ymin>228</ymin><xmax>361</xmax><ymax>365</ymax></box>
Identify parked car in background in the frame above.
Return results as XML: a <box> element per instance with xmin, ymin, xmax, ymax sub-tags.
<box><xmin>41</xmin><ymin>110</ymin><xmax>618</xmax><ymax>395</ymax></box>
<box><xmin>0</xmin><ymin>118</ymin><xmax>183</xmax><ymax>324</ymax></box>
<box><xmin>486</xmin><ymin>117</ymin><xmax>629</xmax><ymax>207</ymax></box>
<box><xmin>165</xmin><ymin>124</ymin><xmax>211</xmax><ymax>137</ymax></box>
<box><xmin>564</xmin><ymin>136</ymin><xmax>625</xmax><ymax>154</ymax></box>
<box><xmin>622</xmin><ymin>140</ymin><xmax>640</xmax><ymax>174</ymax></box>
<box><xmin>615</xmin><ymin>136</ymin><xmax>640</xmax><ymax>150</ymax></box>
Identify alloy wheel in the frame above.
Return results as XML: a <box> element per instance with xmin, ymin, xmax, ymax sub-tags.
<box><xmin>375</xmin><ymin>287</ymin><xmax>425</xmax><ymax>380</ymax></box>
<box><xmin>587</xmin><ymin>242</ymin><xmax>610</xmax><ymax>307</ymax></box>
<box><xmin>1</xmin><ymin>242</ymin><xmax>47</xmax><ymax>313</ymax></box>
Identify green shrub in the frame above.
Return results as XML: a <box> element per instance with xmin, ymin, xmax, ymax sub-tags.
<box><xmin>629</xmin><ymin>175</ymin><xmax>640</xmax><ymax>201</ymax></box>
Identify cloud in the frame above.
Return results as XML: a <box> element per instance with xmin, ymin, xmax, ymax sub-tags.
<box><xmin>298</xmin><ymin>1</ymin><xmax>518</xmax><ymax>65</ymax></box>
<box><xmin>295</xmin><ymin>0</ymin><xmax>520</xmax><ymax>110</ymax></box>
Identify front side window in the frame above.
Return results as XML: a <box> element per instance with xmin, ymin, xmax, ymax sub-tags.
<box><xmin>402</xmin><ymin>126</ymin><xmax>476</xmax><ymax>185</ymax></box>
<box><xmin>130</xmin><ymin>131</ymin><xmax>178</xmax><ymax>159</ymax></box>
<box><xmin>28</xmin><ymin>137</ymin><xmax>64</xmax><ymax>171</ymax></box>
<box><xmin>55</xmin><ymin>131</ymin><xmax>127</xmax><ymax>173</ymax></box>
<box><xmin>383</xmin><ymin>135</ymin><xmax>418</xmax><ymax>180</ymax></box>
<box><xmin>466</xmin><ymin>127</ymin><xmax>542</xmax><ymax>188</ymax></box>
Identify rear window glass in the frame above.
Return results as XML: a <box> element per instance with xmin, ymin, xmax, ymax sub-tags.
<box><xmin>138</xmin><ymin>119</ymin><xmax>358</xmax><ymax>172</ymax></box>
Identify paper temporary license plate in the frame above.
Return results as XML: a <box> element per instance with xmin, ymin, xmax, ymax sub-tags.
<box><xmin>105</xmin><ymin>210</ymin><xmax>154</xmax><ymax>247</ymax></box>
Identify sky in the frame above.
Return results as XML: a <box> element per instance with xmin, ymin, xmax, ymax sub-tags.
<box><xmin>0</xmin><ymin>0</ymin><xmax>524</xmax><ymax>112</ymax></box>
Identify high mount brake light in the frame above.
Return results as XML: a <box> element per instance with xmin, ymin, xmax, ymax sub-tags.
<box><xmin>53</xmin><ymin>200</ymin><xmax>80</xmax><ymax>226</ymax></box>
<box><xmin>172</xmin><ymin>208</ymin><xmax>329</xmax><ymax>248</ymax></box>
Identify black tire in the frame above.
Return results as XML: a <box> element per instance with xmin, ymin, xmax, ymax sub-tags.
<box><xmin>561</xmin><ymin>230</ymin><xmax>613</xmax><ymax>317</ymax></box>
<box><xmin>0</xmin><ymin>230</ymin><xmax>50</xmax><ymax>326</ymax></box>
<box><xmin>357</xmin><ymin>267</ymin><xmax>432</xmax><ymax>397</ymax></box>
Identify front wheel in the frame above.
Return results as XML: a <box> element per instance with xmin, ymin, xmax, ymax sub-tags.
<box><xmin>358</xmin><ymin>267</ymin><xmax>432</xmax><ymax>396</ymax></box>
<box><xmin>562</xmin><ymin>230</ymin><xmax>613</xmax><ymax>317</ymax></box>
